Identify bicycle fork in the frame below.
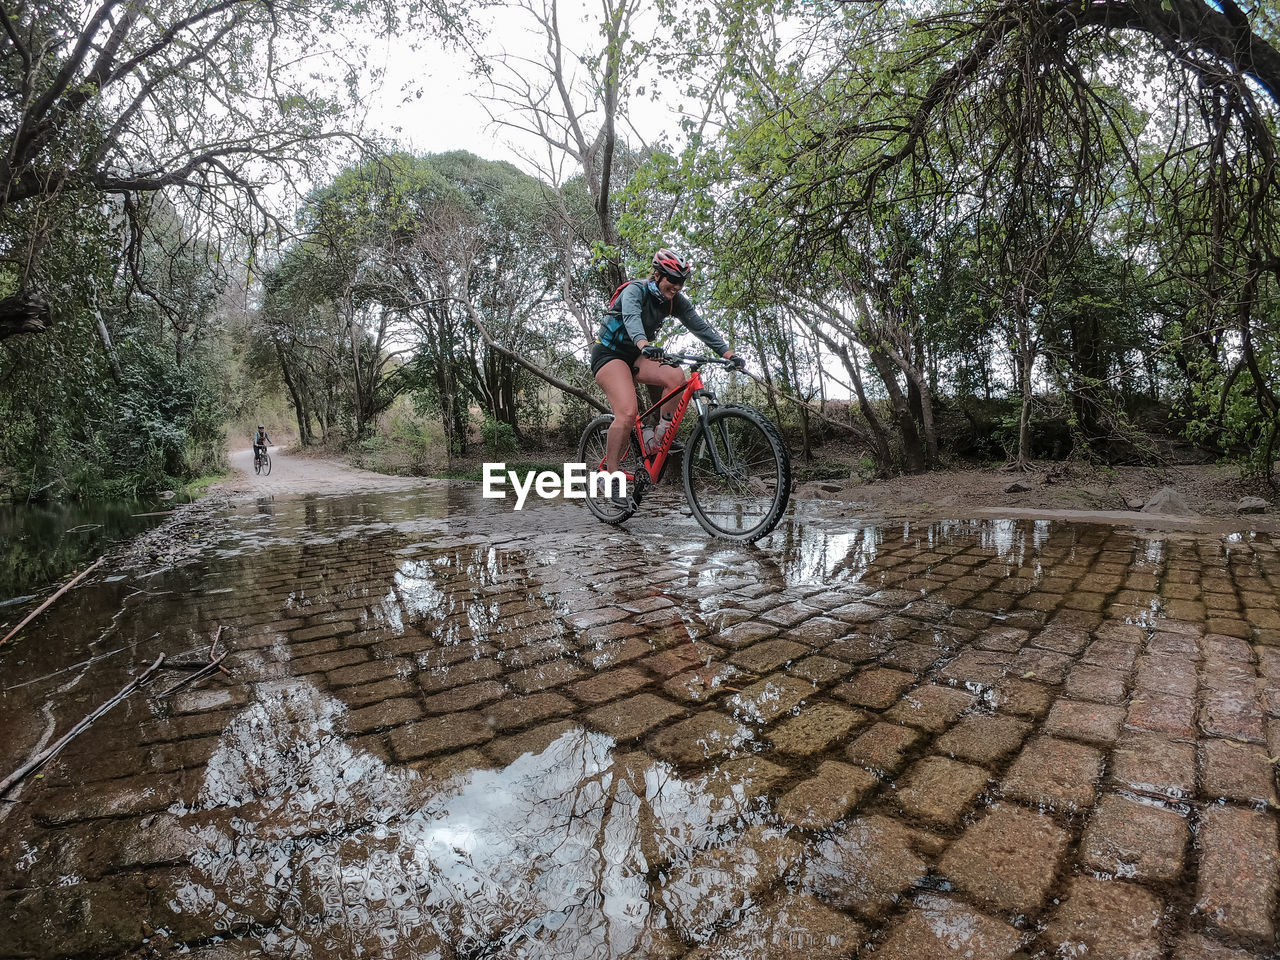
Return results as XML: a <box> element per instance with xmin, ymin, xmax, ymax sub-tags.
<box><xmin>692</xmin><ymin>394</ymin><xmax>744</xmax><ymax>480</ymax></box>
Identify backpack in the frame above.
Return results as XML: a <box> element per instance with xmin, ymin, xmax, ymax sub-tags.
<box><xmin>607</xmin><ymin>278</ymin><xmax>642</xmax><ymax>311</ymax></box>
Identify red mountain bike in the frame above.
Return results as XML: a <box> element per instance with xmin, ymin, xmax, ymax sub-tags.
<box><xmin>577</xmin><ymin>354</ymin><xmax>792</xmax><ymax>542</ymax></box>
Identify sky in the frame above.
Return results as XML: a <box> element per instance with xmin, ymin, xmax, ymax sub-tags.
<box><xmin>355</xmin><ymin>0</ymin><xmax>683</xmax><ymax>180</ymax></box>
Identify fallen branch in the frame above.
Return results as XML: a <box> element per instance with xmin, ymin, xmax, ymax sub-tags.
<box><xmin>0</xmin><ymin>556</ymin><xmax>106</xmax><ymax>648</ymax></box>
<box><xmin>0</xmin><ymin>654</ymin><xmax>166</xmax><ymax>798</ymax></box>
<box><xmin>154</xmin><ymin>652</ymin><xmax>229</xmax><ymax>698</ymax></box>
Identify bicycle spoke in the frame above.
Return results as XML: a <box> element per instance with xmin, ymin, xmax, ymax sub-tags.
<box><xmin>683</xmin><ymin>406</ymin><xmax>790</xmax><ymax>541</ymax></box>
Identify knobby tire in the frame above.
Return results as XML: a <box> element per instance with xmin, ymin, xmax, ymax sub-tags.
<box><xmin>577</xmin><ymin>415</ymin><xmax>639</xmax><ymax>524</ymax></box>
<box><xmin>682</xmin><ymin>405</ymin><xmax>791</xmax><ymax>542</ymax></box>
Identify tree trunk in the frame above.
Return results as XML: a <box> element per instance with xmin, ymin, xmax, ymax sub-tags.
<box><xmin>869</xmin><ymin>349</ymin><xmax>927</xmax><ymax>473</ymax></box>
<box><xmin>275</xmin><ymin>343</ymin><xmax>314</xmax><ymax>445</ymax></box>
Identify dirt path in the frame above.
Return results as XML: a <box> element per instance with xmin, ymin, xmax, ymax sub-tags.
<box><xmin>216</xmin><ymin>447</ymin><xmax>430</xmax><ymax>498</ymax></box>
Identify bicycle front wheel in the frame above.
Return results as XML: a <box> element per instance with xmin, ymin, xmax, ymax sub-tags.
<box><xmin>254</xmin><ymin>453</ymin><xmax>262</xmax><ymax>475</ymax></box>
<box><xmin>262</xmin><ymin>452</ymin><xmax>271</xmax><ymax>476</ymax></box>
<box><xmin>577</xmin><ymin>415</ymin><xmax>640</xmax><ymax>524</ymax></box>
<box><xmin>682</xmin><ymin>405</ymin><xmax>791</xmax><ymax>542</ymax></box>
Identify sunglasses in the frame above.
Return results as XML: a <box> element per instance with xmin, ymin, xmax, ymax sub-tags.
<box><xmin>662</xmin><ymin>276</ymin><xmax>685</xmax><ymax>288</ymax></box>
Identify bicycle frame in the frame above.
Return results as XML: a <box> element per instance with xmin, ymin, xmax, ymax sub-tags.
<box><xmin>627</xmin><ymin>358</ymin><xmax>733</xmax><ymax>489</ymax></box>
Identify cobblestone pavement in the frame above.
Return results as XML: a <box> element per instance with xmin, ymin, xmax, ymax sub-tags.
<box><xmin>1</xmin><ymin>484</ymin><xmax>1279</xmax><ymax>959</ymax></box>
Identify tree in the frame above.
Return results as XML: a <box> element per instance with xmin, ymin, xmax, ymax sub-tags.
<box><xmin>1</xmin><ymin>0</ymin><xmax>468</xmax><ymax>339</ymax></box>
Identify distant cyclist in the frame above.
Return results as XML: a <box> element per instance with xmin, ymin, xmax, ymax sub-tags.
<box><xmin>252</xmin><ymin>425</ymin><xmax>273</xmax><ymax>467</ymax></box>
<box><xmin>592</xmin><ymin>248</ymin><xmax>743</xmax><ymax>487</ymax></box>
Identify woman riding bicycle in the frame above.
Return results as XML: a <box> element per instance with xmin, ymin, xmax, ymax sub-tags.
<box><xmin>253</xmin><ymin>425</ymin><xmax>272</xmax><ymax>466</ymax></box>
<box><xmin>591</xmin><ymin>248</ymin><xmax>743</xmax><ymax>484</ymax></box>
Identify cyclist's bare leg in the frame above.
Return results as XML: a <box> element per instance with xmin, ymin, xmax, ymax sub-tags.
<box><xmin>632</xmin><ymin>356</ymin><xmax>685</xmax><ymax>418</ymax></box>
<box><xmin>595</xmin><ymin>359</ymin><xmax>640</xmax><ymax>472</ymax></box>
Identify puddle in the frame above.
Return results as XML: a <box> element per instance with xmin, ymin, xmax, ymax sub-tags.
<box><xmin>1</xmin><ymin>487</ymin><xmax>1278</xmax><ymax>957</ymax></box>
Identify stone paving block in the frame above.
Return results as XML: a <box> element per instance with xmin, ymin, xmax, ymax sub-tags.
<box><xmin>789</xmin><ymin>654</ymin><xmax>854</xmax><ymax>684</ymax></box>
<box><xmin>874</xmin><ymin>894</ymin><xmax>1025</xmax><ymax>960</ymax></box>
<box><xmin>1063</xmin><ymin>664</ymin><xmax>1128</xmax><ymax>704</ymax></box>
<box><xmin>661</xmin><ymin>664</ymin><xmax>742</xmax><ymax>703</ymax></box>
<box><xmin>892</xmin><ymin>756</ymin><xmax>989</xmax><ymax>827</ymax></box>
<box><xmin>422</xmin><ymin>679</ymin><xmax>506</xmax><ymax>714</ymax></box>
<box><xmin>935</xmin><ymin>713</ymin><xmax>1032</xmax><ymax>765</ymax></box>
<box><xmin>288</xmin><ymin>646</ymin><xmax>369</xmax><ymax>676</ymax></box>
<box><xmin>344</xmin><ymin>696</ymin><xmax>422</xmax><ymax>734</ymax></box>
<box><xmin>642</xmin><ymin>642</ymin><xmax>721</xmax><ymax>678</ymax></box>
<box><xmin>770</xmin><ymin>702</ymin><xmax>867</xmax><ymax>756</ymax></box>
<box><xmin>822</xmin><ymin>635</ymin><xmax>884</xmax><ymax>664</ymax></box>
<box><xmin>1044</xmin><ymin>698</ymin><xmax>1125</xmax><ymax>745</ymax></box>
<box><xmin>834</xmin><ymin>667</ymin><xmax>916</xmax><ymax>710</ymax></box>
<box><xmin>990</xmin><ymin>678</ymin><xmax>1054</xmax><ymax>719</ymax></box>
<box><xmin>1200</xmin><ymin>687</ymin><xmax>1267</xmax><ymax>743</ymax></box>
<box><xmin>1110</xmin><ymin>732</ymin><xmax>1197</xmax><ymax>799</ymax></box>
<box><xmin>761</xmin><ymin>600</ymin><xmax>821</xmax><ymax>628</ymax></box>
<box><xmin>1126</xmin><ymin>691</ymin><xmax>1197</xmax><ymax>737</ymax></box>
<box><xmin>1147</xmin><ymin>631</ymin><xmax>1200</xmax><ymax>655</ymax></box>
<box><xmin>1042</xmin><ymin>876</ymin><xmax>1164</xmax><ymax>960</ymax></box>
<box><xmin>387</xmin><ymin>711</ymin><xmax>493</xmax><ymax>761</ymax></box>
<box><xmin>883</xmin><ymin>683</ymin><xmax>975</xmax><ymax>733</ymax></box>
<box><xmin>1080</xmin><ymin>793</ymin><xmax>1188</xmax><ymax>882</ymax></box>
<box><xmin>939</xmin><ymin>802</ymin><xmax>1071</xmax><ymax>915</ymax></box>
<box><xmin>1195</xmin><ymin>804</ymin><xmax>1280</xmax><ymax>941</ymax></box>
<box><xmin>483</xmin><ymin>721</ymin><xmax>578</xmax><ymax>767</ymax></box>
<box><xmin>776</xmin><ymin>760</ymin><xmax>879</xmax><ymax>830</ymax></box>
<box><xmin>484</xmin><ymin>691</ymin><xmax>575</xmax><ymax>732</ymax></box>
<box><xmin>418</xmin><ymin>657</ymin><xmax>503</xmax><ymax>693</ymax></box>
<box><xmin>647</xmin><ymin>711</ymin><xmax>753</xmax><ymax>765</ymax></box>
<box><xmin>1011</xmin><ymin>647</ymin><xmax>1073</xmax><ymax>683</ymax></box>
<box><xmin>1172</xmin><ymin>933</ymin><xmax>1262</xmax><ymax>959</ymax></box>
<box><xmin>567</xmin><ymin>664</ymin><xmax>649</xmax><ymax>704</ymax></box>
<box><xmin>1094</xmin><ymin>621</ymin><xmax>1146</xmax><ymax>644</ymax></box>
<box><xmin>938</xmin><ymin>649</ymin><xmax>1010</xmax><ymax>687</ymax></box>
<box><xmin>578</xmin><ymin>620</ymin><xmax>649</xmax><ymax>646</ymax></box>
<box><xmin>1000</xmin><ymin>737</ymin><xmax>1103</xmax><ymax>811</ymax></box>
<box><xmin>326</xmin><ymin>656</ymin><xmax>413</xmax><ymax>688</ymax></box>
<box><xmin>1133</xmin><ymin>653</ymin><xmax>1198</xmax><ymax>697</ymax></box>
<box><xmin>583</xmin><ymin>693</ymin><xmax>684</xmax><ymax>741</ymax></box>
<box><xmin>684</xmin><ymin>891</ymin><xmax>866</xmax><ymax>960</ymax></box>
<box><xmin>803</xmin><ymin>815</ymin><xmax>929</xmax><ymax>919</ymax></box>
<box><xmin>581</xmin><ymin>635</ymin><xmax>654</xmax><ymax>670</ymax></box>
<box><xmin>1199</xmin><ymin>737</ymin><xmax>1279</xmax><ymax>805</ymax></box>
<box><xmin>784</xmin><ymin>616</ymin><xmax>852</xmax><ymax>647</ymax></box>
<box><xmin>1033</xmin><ymin>624</ymin><xmax>1091</xmax><ymax>654</ymax></box>
<box><xmin>879</xmin><ymin>641</ymin><xmax>946</xmax><ymax>674</ymax></box>
<box><xmin>506</xmin><ymin>658</ymin><xmax>588</xmax><ymax>694</ymax></box>
<box><xmin>728</xmin><ymin>638</ymin><xmax>810</xmax><ymax>674</ymax></box>
<box><xmin>846</xmin><ymin>722</ymin><xmax>923</xmax><ymax>776</ymax></box>
<box><xmin>716</xmin><ymin>620</ymin><xmax>781</xmax><ymax>649</ymax></box>
<box><xmin>38</xmin><ymin>772</ymin><xmax>191</xmax><ymax>826</ymax></box>
<box><xmin>729</xmin><ymin>675</ymin><xmax>812</xmax><ymax>724</ymax></box>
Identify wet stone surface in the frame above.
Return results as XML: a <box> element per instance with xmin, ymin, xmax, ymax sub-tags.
<box><xmin>1</xmin><ymin>485</ymin><xmax>1280</xmax><ymax>957</ymax></box>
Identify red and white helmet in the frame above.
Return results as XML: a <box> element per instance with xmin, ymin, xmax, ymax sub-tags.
<box><xmin>653</xmin><ymin>247</ymin><xmax>692</xmax><ymax>282</ymax></box>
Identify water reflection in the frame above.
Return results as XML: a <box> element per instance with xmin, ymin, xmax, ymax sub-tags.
<box><xmin>173</xmin><ymin>683</ymin><xmax>794</xmax><ymax>958</ymax></box>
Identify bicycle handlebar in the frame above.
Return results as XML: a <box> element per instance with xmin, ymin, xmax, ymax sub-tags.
<box><xmin>659</xmin><ymin>352</ymin><xmax>739</xmax><ymax>369</ymax></box>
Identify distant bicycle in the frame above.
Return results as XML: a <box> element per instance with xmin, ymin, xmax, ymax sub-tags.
<box><xmin>577</xmin><ymin>353</ymin><xmax>791</xmax><ymax>542</ymax></box>
<box><xmin>254</xmin><ymin>446</ymin><xmax>272</xmax><ymax>476</ymax></box>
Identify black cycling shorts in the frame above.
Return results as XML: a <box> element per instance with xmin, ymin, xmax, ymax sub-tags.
<box><xmin>590</xmin><ymin>341</ymin><xmax>641</xmax><ymax>377</ymax></box>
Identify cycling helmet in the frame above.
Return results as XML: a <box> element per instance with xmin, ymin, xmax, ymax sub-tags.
<box><xmin>257</xmin><ymin>424</ymin><xmax>264</xmax><ymax>429</ymax></box>
<box><xmin>653</xmin><ymin>248</ymin><xmax>692</xmax><ymax>282</ymax></box>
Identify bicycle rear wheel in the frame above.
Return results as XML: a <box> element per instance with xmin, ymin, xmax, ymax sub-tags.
<box><xmin>577</xmin><ymin>415</ymin><xmax>640</xmax><ymax>524</ymax></box>
<box><xmin>682</xmin><ymin>405</ymin><xmax>791</xmax><ymax>542</ymax></box>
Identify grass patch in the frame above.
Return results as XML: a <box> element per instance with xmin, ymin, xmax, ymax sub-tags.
<box><xmin>183</xmin><ymin>471</ymin><xmax>232</xmax><ymax>500</ymax></box>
